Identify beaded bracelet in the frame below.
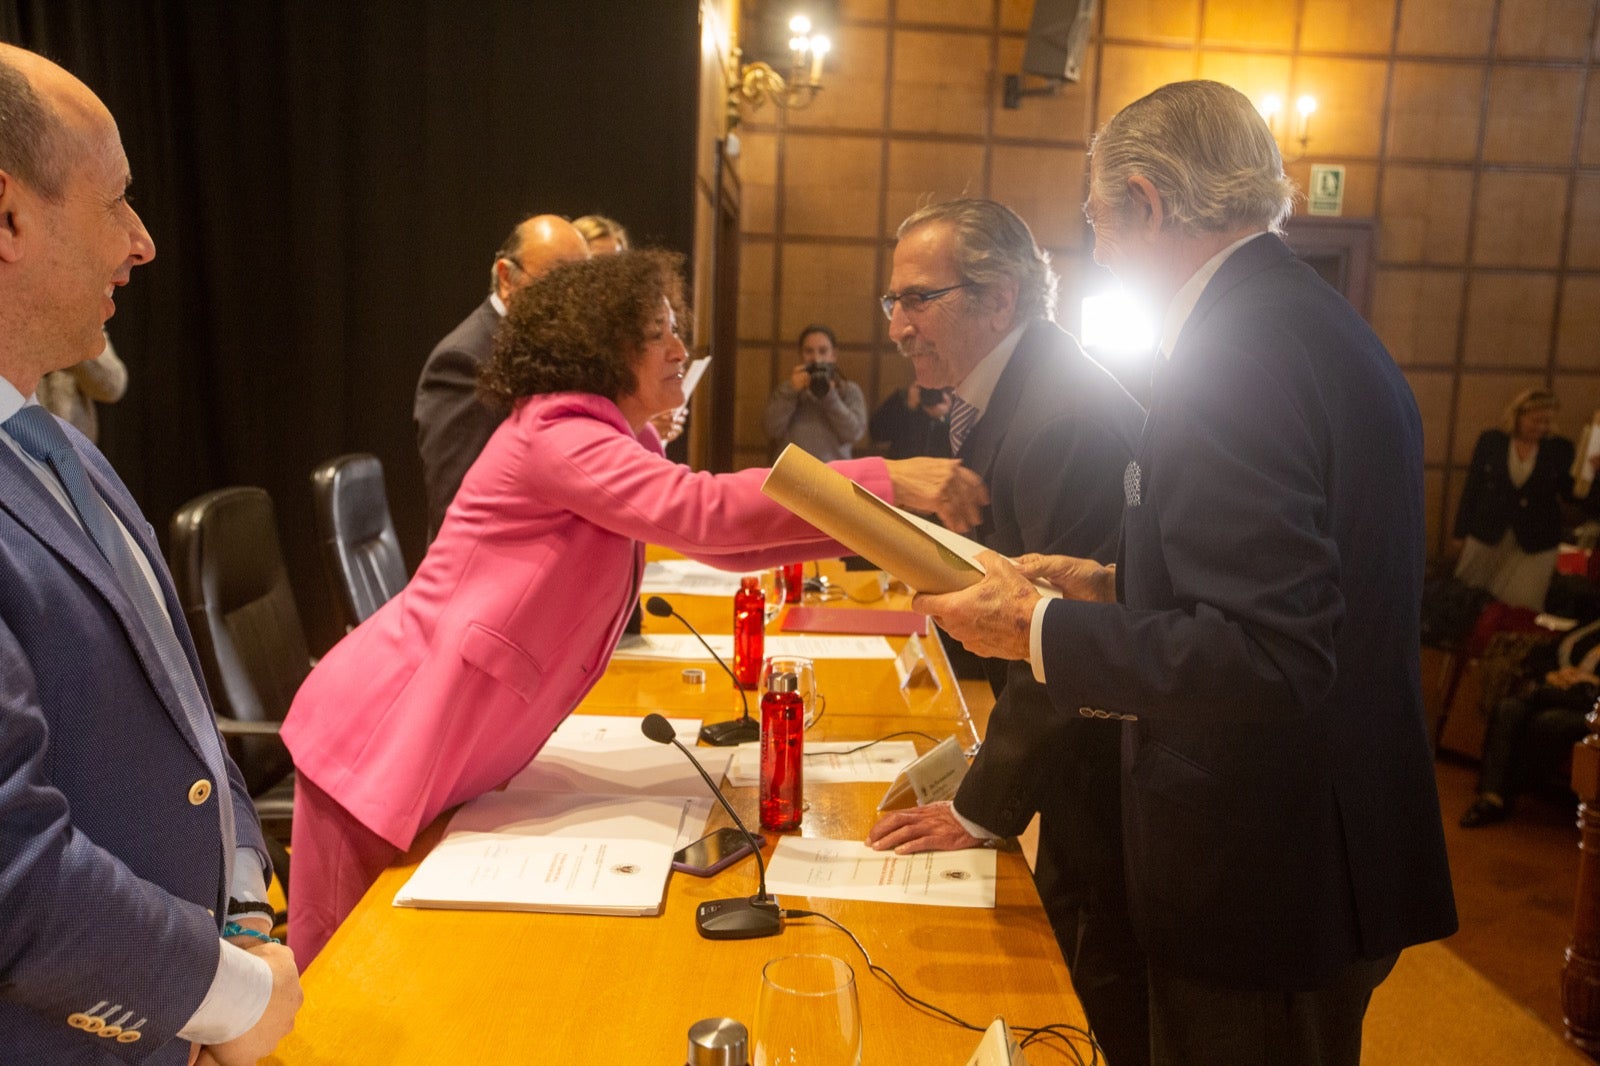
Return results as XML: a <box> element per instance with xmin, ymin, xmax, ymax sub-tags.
<box><xmin>227</xmin><ymin>899</ymin><xmax>278</xmax><ymax>920</ymax></box>
<box><xmin>222</xmin><ymin>922</ymin><xmax>280</xmax><ymax>945</ymax></box>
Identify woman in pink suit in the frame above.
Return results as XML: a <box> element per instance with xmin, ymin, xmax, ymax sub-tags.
<box><xmin>282</xmin><ymin>251</ymin><xmax>986</xmax><ymax>964</ymax></box>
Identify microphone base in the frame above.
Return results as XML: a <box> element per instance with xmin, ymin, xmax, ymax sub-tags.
<box><xmin>696</xmin><ymin>894</ymin><xmax>783</xmax><ymax>940</ymax></box>
<box><xmin>699</xmin><ymin>716</ymin><xmax>761</xmax><ymax>747</ymax></box>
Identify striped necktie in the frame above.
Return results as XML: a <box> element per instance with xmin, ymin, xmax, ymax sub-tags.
<box><xmin>4</xmin><ymin>405</ymin><xmax>234</xmax><ymax>870</ymax></box>
<box><xmin>948</xmin><ymin>393</ymin><xmax>979</xmax><ymax>455</ymax></box>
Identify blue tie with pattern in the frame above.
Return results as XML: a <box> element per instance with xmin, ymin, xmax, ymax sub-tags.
<box><xmin>947</xmin><ymin>393</ymin><xmax>979</xmax><ymax>455</ymax></box>
<box><xmin>4</xmin><ymin>404</ymin><xmax>234</xmax><ymax>872</ymax></box>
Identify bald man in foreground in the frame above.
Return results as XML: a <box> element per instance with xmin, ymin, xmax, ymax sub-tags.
<box><xmin>0</xmin><ymin>43</ymin><xmax>301</xmax><ymax>1062</ymax></box>
<box><xmin>415</xmin><ymin>214</ymin><xmax>589</xmax><ymax>538</ymax></box>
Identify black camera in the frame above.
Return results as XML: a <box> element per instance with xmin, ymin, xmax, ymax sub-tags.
<box><xmin>918</xmin><ymin>386</ymin><xmax>949</xmax><ymax>410</ymax></box>
<box><xmin>806</xmin><ymin>362</ymin><xmax>837</xmax><ymax>398</ymax></box>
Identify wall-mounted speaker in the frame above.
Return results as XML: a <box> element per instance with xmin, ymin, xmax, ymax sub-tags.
<box><xmin>1021</xmin><ymin>0</ymin><xmax>1096</xmax><ymax>83</ymax></box>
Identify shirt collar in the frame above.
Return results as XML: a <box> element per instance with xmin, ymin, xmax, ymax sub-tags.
<box><xmin>0</xmin><ymin>376</ymin><xmax>30</xmax><ymax>422</ymax></box>
<box><xmin>953</xmin><ymin>322</ymin><xmax>1027</xmax><ymax>415</ymax></box>
<box><xmin>1157</xmin><ymin>231</ymin><xmax>1265</xmax><ymax>360</ymax></box>
<box><xmin>489</xmin><ymin>292</ymin><xmax>508</xmax><ymax>317</ymax></box>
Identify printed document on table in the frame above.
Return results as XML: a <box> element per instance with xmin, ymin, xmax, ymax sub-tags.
<box><xmin>507</xmin><ymin>740</ymin><xmax>731</xmax><ymax>812</ymax></box>
<box><xmin>608</xmin><ymin>633</ymin><xmax>896</xmax><ymax>662</ymax></box>
<box><xmin>395</xmin><ymin>835</ymin><xmax>673</xmax><ymax>915</ymax></box>
<box><xmin>764</xmin><ymin>836</ymin><xmax>996</xmax><ymax>909</ymax></box>
<box><xmin>543</xmin><ymin>714</ymin><xmax>701</xmax><ymax>750</ymax></box>
<box><xmin>639</xmin><ymin>558</ymin><xmax>746</xmax><ymax>597</ymax></box>
<box><xmin>392</xmin><ymin>790</ymin><xmax>690</xmax><ymax>914</ymax></box>
<box><xmin>440</xmin><ymin>789</ymin><xmax>692</xmax><ymax>845</ymax></box>
<box><xmin>725</xmin><ymin>741</ymin><xmax>919</xmax><ymax>788</ymax></box>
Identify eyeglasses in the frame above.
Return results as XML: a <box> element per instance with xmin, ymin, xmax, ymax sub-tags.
<box><xmin>879</xmin><ymin>282</ymin><xmax>974</xmax><ymax>320</ymax></box>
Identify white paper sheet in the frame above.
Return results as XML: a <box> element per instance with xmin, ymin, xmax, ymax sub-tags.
<box><xmin>764</xmin><ymin>836</ymin><xmax>996</xmax><ymax>909</ymax></box>
<box><xmin>675</xmin><ymin>357</ymin><xmax>710</xmax><ymax>417</ymax></box>
<box><xmin>542</xmin><ymin>713</ymin><xmax>701</xmax><ymax>751</ymax></box>
<box><xmin>395</xmin><ymin>836</ymin><xmax>674</xmax><ymax>915</ymax></box>
<box><xmin>507</xmin><ymin>742</ymin><xmax>732</xmax><ymax>806</ymax></box>
<box><xmin>639</xmin><ymin>558</ymin><xmax>747</xmax><ymax>597</ymax></box>
<box><xmin>444</xmin><ymin>789</ymin><xmax>693</xmax><ymax>844</ymax></box>
<box><xmin>725</xmin><ymin>741</ymin><xmax>919</xmax><ymax>788</ymax></box>
<box><xmin>392</xmin><ymin>791</ymin><xmax>691</xmax><ymax>914</ymax></box>
<box><xmin>897</xmin><ymin>508</ymin><xmax>1062</xmax><ymax>600</ymax></box>
<box><xmin>608</xmin><ymin>633</ymin><xmax>896</xmax><ymax>663</ymax></box>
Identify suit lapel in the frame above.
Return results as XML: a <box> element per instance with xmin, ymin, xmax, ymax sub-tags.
<box><xmin>87</xmin><ymin>457</ymin><xmax>217</xmax><ymax>710</ymax></box>
<box><xmin>0</xmin><ymin>444</ymin><xmax>215</xmax><ymax>765</ymax></box>
<box><xmin>1142</xmin><ymin>233</ymin><xmax>1292</xmax><ymax>450</ymax></box>
<box><xmin>959</xmin><ymin>320</ymin><xmax>1047</xmax><ymax>481</ymax></box>
<box><xmin>1170</xmin><ymin>233</ymin><xmax>1291</xmax><ymax>359</ymax></box>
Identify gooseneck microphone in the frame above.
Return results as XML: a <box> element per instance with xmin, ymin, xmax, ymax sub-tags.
<box><xmin>641</xmin><ymin>713</ymin><xmax>782</xmax><ymax>940</ymax></box>
<box><xmin>644</xmin><ymin>595</ymin><xmax>760</xmax><ymax>746</ymax></box>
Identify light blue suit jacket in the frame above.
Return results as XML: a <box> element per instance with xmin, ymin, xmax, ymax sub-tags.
<box><xmin>0</xmin><ymin>417</ymin><xmax>266</xmax><ymax>1063</ymax></box>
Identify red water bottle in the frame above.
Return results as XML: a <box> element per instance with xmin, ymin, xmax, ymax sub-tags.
<box><xmin>760</xmin><ymin>668</ymin><xmax>805</xmax><ymax>831</ymax></box>
<box><xmin>732</xmin><ymin>576</ymin><xmax>764</xmax><ymax>689</ymax></box>
<box><xmin>782</xmin><ymin>562</ymin><xmax>803</xmax><ymax>604</ymax></box>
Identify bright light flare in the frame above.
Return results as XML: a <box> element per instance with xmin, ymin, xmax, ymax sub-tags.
<box><xmin>1080</xmin><ymin>291</ymin><xmax>1157</xmax><ymax>357</ymax></box>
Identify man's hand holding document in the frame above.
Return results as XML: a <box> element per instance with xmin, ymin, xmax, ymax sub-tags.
<box><xmin>760</xmin><ymin>444</ymin><xmax>1056</xmax><ymax>598</ymax></box>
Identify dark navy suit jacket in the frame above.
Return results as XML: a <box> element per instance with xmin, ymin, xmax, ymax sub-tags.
<box><xmin>1039</xmin><ymin>234</ymin><xmax>1457</xmax><ymax>989</ymax></box>
<box><xmin>414</xmin><ymin>298</ymin><xmax>505</xmax><ymax>541</ymax></box>
<box><xmin>949</xmin><ymin>321</ymin><xmax>1143</xmax><ymax>844</ymax></box>
<box><xmin>0</xmin><ymin>418</ymin><xmax>265</xmax><ymax>1063</ymax></box>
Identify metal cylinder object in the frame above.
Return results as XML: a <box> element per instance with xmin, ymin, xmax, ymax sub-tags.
<box><xmin>686</xmin><ymin>1016</ymin><xmax>749</xmax><ymax>1066</ymax></box>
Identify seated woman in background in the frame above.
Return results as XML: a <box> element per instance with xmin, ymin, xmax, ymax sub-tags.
<box><xmin>1453</xmin><ymin>389</ymin><xmax>1580</xmax><ymax>611</ymax></box>
<box><xmin>279</xmin><ymin>250</ymin><xmax>986</xmax><ymax>965</ymax></box>
<box><xmin>1461</xmin><ymin>614</ymin><xmax>1600</xmax><ymax>827</ymax></box>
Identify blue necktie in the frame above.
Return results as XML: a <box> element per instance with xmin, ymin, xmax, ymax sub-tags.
<box><xmin>948</xmin><ymin>394</ymin><xmax>979</xmax><ymax>455</ymax></box>
<box><xmin>4</xmin><ymin>405</ymin><xmax>234</xmax><ymax>874</ymax></box>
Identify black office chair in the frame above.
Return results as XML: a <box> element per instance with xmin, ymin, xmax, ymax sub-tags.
<box><xmin>170</xmin><ymin>486</ymin><xmax>308</xmax><ymax>901</ymax></box>
<box><xmin>309</xmin><ymin>453</ymin><xmax>408</xmax><ymax>632</ymax></box>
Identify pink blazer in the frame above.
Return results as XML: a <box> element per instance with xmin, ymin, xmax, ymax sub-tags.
<box><xmin>282</xmin><ymin>392</ymin><xmax>892</xmax><ymax>850</ymax></box>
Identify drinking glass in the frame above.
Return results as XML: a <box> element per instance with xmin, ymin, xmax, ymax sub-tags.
<box><xmin>753</xmin><ymin>954</ymin><xmax>862</xmax><ymax>1066</ymax></box>
<box><xmin>760</xmin><ymin>568</ymin><xmax>788</xmax><ymax>626</ymax></box>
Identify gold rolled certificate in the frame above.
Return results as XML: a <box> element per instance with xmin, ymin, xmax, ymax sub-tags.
<box><xmin>760</xmin><ymin>444</ymin><xmax>981</xmax><ymax>594</ymax></box>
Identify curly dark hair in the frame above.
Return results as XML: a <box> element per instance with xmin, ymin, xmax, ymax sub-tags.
<box><xmin>479</xmin><ymin>249</ymin><xmax>688</xmax><ymax>410</ymax></box>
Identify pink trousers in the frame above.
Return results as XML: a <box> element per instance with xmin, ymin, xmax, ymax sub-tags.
<box><xmin>288</xmin><ymin>774</ymin><xmax>401</xmax><ymax>970</ymax></box>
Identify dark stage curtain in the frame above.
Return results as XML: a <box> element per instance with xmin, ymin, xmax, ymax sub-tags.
<box><xmin>1</xmin><ymin>1</ymin><xmax>700</xmax><ymax>651</ymax></box>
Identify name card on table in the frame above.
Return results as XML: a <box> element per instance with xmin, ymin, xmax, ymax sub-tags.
<box><xmin>894</xmin><ymin>632</ymin><xmax>941</xmax><ymax>692</ymax></box>
<box><xmin>878</xmin><ymin>735</ymin><xmax>967</xmax><ymax>811</ymax></box>
<box><xmin>965</xmin><ymin>1018</ymin><xmax>1031</xmax><ymax>1065</ymax></box>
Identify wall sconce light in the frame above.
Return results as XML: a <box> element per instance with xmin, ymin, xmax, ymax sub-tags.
<box><xmin>727</xmin><ymin>14</ymin><xmax>831</xmax><ymax>130</ymax></box>
<box><xmin>1259</xmin><ymin>93</ymin><xmax>1317</xmax><ymax>162</ymax></box>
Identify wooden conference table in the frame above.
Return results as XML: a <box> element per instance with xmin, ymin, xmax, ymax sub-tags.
<box><xmin>265</xmin><ymin>562</ymin><xmax>1086</xmax><ymax>1064</ymax></box>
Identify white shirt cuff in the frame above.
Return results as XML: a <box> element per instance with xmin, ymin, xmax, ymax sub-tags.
<box><xmin>176</xmin><ymin>939</ymin><xmax>272</xmax><ymax>1045</ymax></box>
<box><xmin>1030</xmin><ymin>598</ymin><xmax>1051</xmax><ymax>684</ymax></box>
<box><xmin>231</xmin><ymin>848</ymin><xmax>269</xmax><ymax>905</ymax></box>
<box><xmin>948</xmin><ymin>800</ymin><xmax>1002</xmax><ymax>842</ymax></box>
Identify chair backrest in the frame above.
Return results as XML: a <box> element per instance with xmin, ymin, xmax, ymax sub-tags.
<box><xmin>169</xmin><ymin>486</ymin><xmax>308</xmax><ymax>793</ymax></box>
<box><xmin>309</xmin><ymin>453</ymin><xmax>408</xmax><ymax>630</ymax></box>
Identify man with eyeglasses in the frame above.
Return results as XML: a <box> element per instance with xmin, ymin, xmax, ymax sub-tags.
<box><xmin>415</xmin><ymin>214</ymin><xmax>589</xmax><ymax>540</ymax></box>
<box><xmin>866</xmin><ymin>198</ymin><xmax>1150</xmax><ymax>1064</ymax></box>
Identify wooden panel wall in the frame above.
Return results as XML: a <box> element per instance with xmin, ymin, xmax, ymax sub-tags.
<box><xmin>734</xmin><ymin>0</ymin><xmax>1600</xmax><ymax>553</ymax></box>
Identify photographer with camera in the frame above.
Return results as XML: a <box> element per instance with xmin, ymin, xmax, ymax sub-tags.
<box><xmin>763</xmin><ymin>323</ymin><xmax>868</xmax><ymax>461</ymax></box>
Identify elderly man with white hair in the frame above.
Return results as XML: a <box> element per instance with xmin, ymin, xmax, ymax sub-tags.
<box><xmin>917</xmin><ymin>81</ymin><xmax>1457</xmax><ymax>1065</ymax></box>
